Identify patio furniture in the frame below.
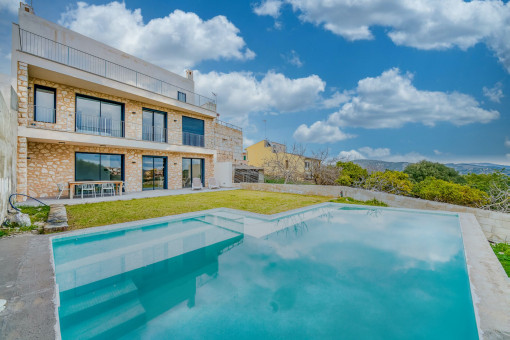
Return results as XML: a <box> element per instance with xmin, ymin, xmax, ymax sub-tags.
<box><xmin>192</xmin><ymin>178</ymin><xmax>203</xmax><ymax>190</ymax></box>
<box><xmin>80</xmin><ymin>183</ymin><xmax>97</xmax><ymax>199</ymax></box>
<box><xmin>56</xmin><ymin>183</ymin><xmax>69</xmax><ymax>199</ymax></box>
<box><xmin>208</xmin><ymin>178</ymin><xmax>220</xmax><ymax>189</ymax></box>
<box><xmin>101</xmin><ymin>182</ymin><xmax>116</xmax><ymax>197</ymax></box>
<box><xmin>68</xmin><ymin>181</ymin><xmax>123</xmax><ymax>199</ymax></box>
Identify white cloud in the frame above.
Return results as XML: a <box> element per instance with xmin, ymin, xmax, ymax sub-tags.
<box><xmin>59</xmin><ymin>2</ymin><xmax>254</xmax><ymax>73</ymax></box>
<box><xmin>327</xmin><ymin>68</ymin><xmax>499</xmax><ymax>129</ymax></box>
<box><xmin>293</xmin><ymin>121</ymin><xmax>353</xmax><ymax>144</ymax></box>
<box><xmin>253</xmin><ymin>0</ymin><xmax>284</xmax><ymax>18</ymax></box>
<box><xmin>505</xmin><ymin>138</ymin><xmax>510</xmax><ymax>148</ymax></box>
<box><xmin>194</xmin><ymin>70</ymin><xmax>325</xmax><ymax>127</ymax></box>
<box><xmin>285</xmin><ymin>0</ymin><xmax>510</xmax><ymax>73</ymax></box>
<box><xmin>483</xmin><ymin>82</ymin><xmax>504</xmax><ymax>103</ymax></box>
<box><xmin>358</xmin><ymin>147</ymin><xmax>390</xmax><ymax>158</ymax></box>
<box><xmin>0</xmin><ymin>0</ymin><xmax>19</xmax><ymax>14</ymax></box>
<box><xmin>282</xmin><ymin>50</ymin><xmax>303</xmax><ymax>67</ymax></box>
<box><xmin>337</xmin><ymin>147</ymin><xmax>426</xmax><ymax>162</ymax></box>
<box><xmin>322</xmin><ymin>90</ymin><xmax>351</xmax><ymax>109</ymax></box>
<box><xmin>433</xmin><ymin>150</ymin><xmax>442</xmax><ymax>155</ymax></box>
<box><xmin>243</xmin><ymin>136</ymin><xmax>256</xmax><ymax>147</ymax></box>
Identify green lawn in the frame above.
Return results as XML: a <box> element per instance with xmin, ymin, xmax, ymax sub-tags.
<box><xmin>66</xmin><ymin>190</ymin><xmax>389</xmax><ymax>230</ymax></box>
<box><xmin>491</xmin><ymin>243</ymin><xmax>510</xmax><ymax>277</ymax></box>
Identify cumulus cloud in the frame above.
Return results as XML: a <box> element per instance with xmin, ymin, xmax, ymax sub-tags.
<box><xmin>327</xmin><ymin>68</ymin><xmax>499</xmax><ymax>129</ymax></box>
<box><xmin>337</xmin><ymin>147</ymin><xmax>426</xmax><ymax>162</ymax></box>
<box><xmin>194</xmin><ymin>70</ymin><xmax>325</xmax><ymax>126</ymax></box>
<box><xmin>253</xmin><ymin>0</ymin><xmax>284</xmax><ymax>18</ymax></box>
<box><xmin>483</xmin><ymin>82</ymin><xmax>504</xmax><ymax>103</ymax></box>
<box><xmin>293</xmin><ymin>121</ymin><xmax>353</xmax><ymax>143</ymax></box>
<box><xmin>0</xmin><ymin>0</ymin><xmax>19</xmax><ymax>14</ymax></box>
<box><xmin>505</xmin><ymin>138</ymin><xmax>510</xmax><ymax>148</ymax></box>
<box><xmin>243</xmin><ymin>136</ymin><xmax>256</xmax><ymax>147</ymax></box>
<box><xmin>321</xmin><ymin>90</ymin><xmax>351</xmax><ymax>109</ymax></box>
<box><xmin>433</xmin><ymin>150</ymin><xmax>442</xmax><ymax>155</ymax></box>
<box><xmin>280</xmin><ymin>0</ymin><xmax>510</xmax><ymax>73</ymax></box>
<box><xmin>282</xmin><ymin>50</ymin><xmax>303</xmax><ymax>67</ymax></box>
<box><xmin>59</xmin><ymin>2</ymin><xmax>254</xmax><ymax>73</ymax></box>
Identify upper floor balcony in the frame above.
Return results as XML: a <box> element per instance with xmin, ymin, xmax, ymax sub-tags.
<box><xmin>17</xmin><ymin>28</ymin><xmax>217</xmax><ymax>113</ymax></box>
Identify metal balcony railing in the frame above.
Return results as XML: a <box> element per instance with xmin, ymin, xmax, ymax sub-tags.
<box><xmin>18</xmin><ymin>28</ymin><xmax>217</xmax><ymax>112</ymax></box>
<box><xmin>182</xmin><ymin>132</ymin><xmax>205</xmax><ymax>147</ymax></box>
<box><xmin>216</xmin><ymin>119</ymin><xmax>242</xmax><ymax>132</ymax></box>
<box><xmin>142</xmin><ymin>125</ymin><xmax>167</xmax><ymax>143</ymax></box>
<box><xmin>76</xmin><ymin>113</ymin><xmax>124</xmax><ymax>138</ymax></box>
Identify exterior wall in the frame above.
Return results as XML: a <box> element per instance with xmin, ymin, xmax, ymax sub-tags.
<box><xmin>26</xmin><ymin>142</ymin><xmax>214</xmax><ymax>198</ymax></box>
<box><xmin>240</xmin><ymin>183</ymin><xmax>510</xmax><ymax>243</ymax></box>
<box><xmin>0</xmin><ymin>75</ymin><xmax>17</xmax><ymax>221</ymax></box>
<box><xmin>213</xmin><ymin>123</ymin><xmax>243</xmax><ymax>163</ymax></box>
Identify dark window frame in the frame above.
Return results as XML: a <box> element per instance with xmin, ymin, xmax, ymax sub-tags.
<box><xmin>75</xmin><ymin>94</ymin><xmax>125</xmax><ymax>137</ymax></box>
<box><xmin>182</xmin><ymin>116</ymin><xmax>205</xmax><ymax>147</ymax></box>
<box><xmin>177</xmin><ymin>91</ymin><xmax>187</xmax><ymax>102</ymax></box>
<box><xmin>142</xmin><ymin>155</ymin><xmax>168</xmax><ymax>190</ymax></box>
<box><xmin>182</xmin><ymin>157</ymin><xmax>205</xmax><ymax>187</ymax></box>
<box><xmin>74</xmin><ymin>151</ymin><xmax>125</xmax><ymax>183</ymax></box>
<box><xmin>34</xmin><ymin>84</ymin><xmax>56</xmax><ymax>123</ymax></box>
<box><xmin>142</xmin><ymin>107</ymin><xmax>167</xmax><ymax>143</ymax></box>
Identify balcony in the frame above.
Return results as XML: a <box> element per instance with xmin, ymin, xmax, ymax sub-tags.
<box><xmin>18</xmin><ymin>28</ymin><xmax>217</xmax><ymax>112</ymax></box>
<box><xmin>182</xmin><ymin>132</ymin><xmax>205</xmax><ymax>147</ymax></box>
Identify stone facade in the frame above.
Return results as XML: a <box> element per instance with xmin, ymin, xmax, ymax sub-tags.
<box><xmin>213</xmin><ymin>122</ymin><xmax>243</xmax><ymax>163</ymax></box>
<box><xmin>26</xmin><ymin>142</ymin><xmax>214</xmax><ymax>198</ymax></box>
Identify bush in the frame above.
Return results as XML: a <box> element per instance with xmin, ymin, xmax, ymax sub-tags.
<box><xmin>464</xmin><ymin>171</ymin><xmax>510</xmax><ymax>193</ymax></box>
<box><xmin>404</xmin><ymin>160</ymin><xmax>464</xmax><ymax>184</ymax></box>
<box><xmin>413</xmin><ymin>177</ymin><xmax>489</xmax><ymax>207</ymax></box>
<box><xmin>363</xmin><ymin>170</ymin><xmax>413</xmax><ymax>196</ymax></box>
<box><xmin>336</xmin><ymin>161</ymin><xmax>368</xmax><ymax>186</ymax></box>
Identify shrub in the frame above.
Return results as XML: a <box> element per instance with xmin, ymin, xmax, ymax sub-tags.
<box><xmin>404</xmin><ymin>160</ymin><xmax>464</xmax><ymax>184</ymax></box>
<box><xmin>464</xmin><ymin>171</ymin><xmax>510</xmax><ymax>193</ymax></box>
<box><xmin>336</xmin><ymin>161</ymin><xmax>368</xmax><ymax>186</ymax></box>
<box><xmin>413</xmin><ymin>177</ymin><xmax>489</xmax><ymax>207</ymax></box>
<box><xmin>363</xmin><ymin>170</ymin><xmax>413</xmax><ymax>196</ymax></box>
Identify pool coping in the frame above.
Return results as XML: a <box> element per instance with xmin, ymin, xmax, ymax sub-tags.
<box><xmin>43</xmin><ymin>203</ymin><xmax>510</xmax><ymax>339</ymax></box>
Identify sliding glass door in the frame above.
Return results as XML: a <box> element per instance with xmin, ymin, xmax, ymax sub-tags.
<box><xmin>75</xmin><ymin>153</ymin><xmax>123</xmax><ymax>181</ymax></box>
<box><xmin>142</xmin><ymin>109</ymin><xmax>167</xmax><ymax>142</ymax></box>
<box><xmin>76</xmin><ymin>95</ymin><xmax>124</xmax><ymax>137</ymax></box>
<box><xmin>182</xmin><ymin>158</ymin><xmax>204</xmax><ymax>188</ymax></box>
<box><xmin>143</xmin><ymin>156</ymin><xmax>167</xmax><ymax>190</ymax></box>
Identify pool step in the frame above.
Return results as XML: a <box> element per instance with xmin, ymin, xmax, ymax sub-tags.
<box><xmin>61</xmin><ymin>298</ymin><xmax>146</xmax><ymax>340</ymax></box>
<box><xmin>59</xmin><ymin>280</ymin><xmax>138</xmax><ymax>327</ymax></box>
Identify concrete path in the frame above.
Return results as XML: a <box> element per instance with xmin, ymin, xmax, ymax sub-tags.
<box><xmin>0</xmin><ymin>234</ymin><xmax>55</xmax><ymax>340</ymax></box>
<box><xmin>19</xmin><ymin>187</ymin><xmax>239</xmax><ymax>206</ymax></box>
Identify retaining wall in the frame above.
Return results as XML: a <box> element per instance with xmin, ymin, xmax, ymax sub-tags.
<box><xmin>240</xmin><ymin>183</ymin><xmax>510</xmax><ymax>243</ymax></box>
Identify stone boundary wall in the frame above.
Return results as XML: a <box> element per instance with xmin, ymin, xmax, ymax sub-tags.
<box><xmin>240</xmin><ymin>183</ymin><xmax>510</xmax><ymax>243</ymax></box>
<box><xmin>213</xmin><ymin>122</ymin><xmax>243</xmax><ymax>164</ymax></box>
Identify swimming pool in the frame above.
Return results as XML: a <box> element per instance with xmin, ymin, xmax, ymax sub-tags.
<box><xmin>51</xmin><ymin>203</ymin><xmax>479</xmax><ymax>339</ymax></box>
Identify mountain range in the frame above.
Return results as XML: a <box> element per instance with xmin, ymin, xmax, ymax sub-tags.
<box><xmin>352</xmin><ymin>159</ymin><xmax>510</xmax><ymax>175</ymax></box>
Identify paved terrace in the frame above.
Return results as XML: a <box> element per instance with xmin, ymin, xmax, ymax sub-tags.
<box><xmin>19</xmin><ymin>187</ymin><xmax>239</xmax><ymax>206</ymax></box>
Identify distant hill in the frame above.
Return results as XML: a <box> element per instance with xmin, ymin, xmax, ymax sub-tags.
<box><xmin>352</xmin><ymin>159</ymin><xmax>510</xmax><ymax>175</ymax></box>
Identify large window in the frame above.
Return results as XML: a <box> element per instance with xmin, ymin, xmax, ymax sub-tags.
<box><xmin>75</xmin><ymin>152</ymin><xmax>124</xmax><ymax>181</ymax></box>
<box><xmin>142</xmin><ymin>109</ymin><xmax>167</xmax><ymax>142</ymax></box>
<box><xmin>182</xmin><ymin>158</ymin><xmax>204</xmax><ymax>188</ymax></box>
<box><xmin>75</xmin><ymin>95</ymin><xmax>124</xmax><ymax>137</ymax></box>
<box><xmin>182</xmin><ymin>116</ymin><xmax>204</xmax><ymax>147</ymax></box>
<box><xmin>143</xmin><ymin>156</ymin><xmax>167</xmax><ymax>190</ymax></box>
<box><xmin>34</xmin><ymin>85</ymin><xmax>56</xmax><ymax>123</ymax></box>
<box><xmin>177</xmin><ymin>91</ymin><xmax>187</xmax><ymax>103</ymax></box>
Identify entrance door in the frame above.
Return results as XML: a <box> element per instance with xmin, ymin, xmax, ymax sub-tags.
<box><xmin>142</xmin><ymin>156</ymin><xmax>166</xmax><ymax>190</ymax></box>
<box><xmin>182</xmin><ymin>158</ymin><xmax>204</xmax><ymax>188</ymax></box>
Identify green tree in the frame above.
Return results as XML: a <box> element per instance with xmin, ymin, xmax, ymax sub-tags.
<box><xmin>363</xmin><ymin>170</ymin><xmax>413</xmax><ymax>196</ymax></box>
<box><xmin>412</xmin><ymin>177</ymin><xmax>488</xmax><ymax>207</ymax></box>
<box><xmin>404</xmin><ymin>160</ymin><xmax>464</xmax><ymax>184</ymax></box>
<box><xmin>335</xmin><ymin>161</ymin><xmax>368</xmax><ymax>186</ymax></box>
<box><xmin>464</xmin><ymin>171</ymin><xmax>510</xmax><ymax>193</ymax></box>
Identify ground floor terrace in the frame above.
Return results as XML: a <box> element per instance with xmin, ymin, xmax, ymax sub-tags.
<box><xmin>17</xmin><ymin>140</ymin><xmax>216</xmax><ymax>200</ymax></box>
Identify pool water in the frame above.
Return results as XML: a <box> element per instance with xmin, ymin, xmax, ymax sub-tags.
<box><xmin>52</xmin><ymin>205</ymin><xmax>478</xmax><ymax>339</ymax></box>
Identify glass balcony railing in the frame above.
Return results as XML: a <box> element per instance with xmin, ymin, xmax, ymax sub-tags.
<box><xmin>182</xmin><ymin>132</ymin><xmax>205</xmax><ymax>147</ymax></box>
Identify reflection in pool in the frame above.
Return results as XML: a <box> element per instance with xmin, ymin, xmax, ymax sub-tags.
<box><xmin>52</xmin><ymin>205</ymin><xmax>478</xmax><ymax>340</ymax></box>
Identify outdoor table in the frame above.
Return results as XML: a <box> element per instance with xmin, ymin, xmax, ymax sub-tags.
<box><xmin>68</xmin><ymin>180</ymin><xmax>124</xmax><ymax>199</ymax></box>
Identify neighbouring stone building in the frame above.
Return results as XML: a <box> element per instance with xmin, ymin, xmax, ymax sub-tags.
<box><xmin>10</xmin><ymin>4</ymin><xmax>242</xmax><ymax>200</ymax></box>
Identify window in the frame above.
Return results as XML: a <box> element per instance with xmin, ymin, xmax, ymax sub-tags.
<box><xmin>182</xmin><ymin>116</ymin><xmax>205</xmax><ymax>147</ymax></box>
<box><xmin>142</xmin><ymin>109</ymin><xmax>167</xmax><ymax>142</ymax></box>
<box><xmin>305</xmin><ymin>161</ymin><xmax>310</xmax><ymax>170</ymax></box>
<box><xmin>285</xmin><ymin>160</ymin><xmax>289</xmax><ymax>169</ymax></box>
<box><xmin>75</xmin><ymin>152</ymin><xmax>123</xmax><ymax>181</ymax></box>
<box><xmin>143</xmin><ymin>156</ymin><xmax>167</xmax><ymax>190</ymax></box>
<box><xmin>182</xmin><ymin>158</ymin><xmax>204</xmax><ymax>188</ymax></box>
<box><xmin>76</xmin><ymin>95</ymin><xmax>124</xmax><ymax>137</ymax></box>
<box><xmin>34</xmin><ymin>85</ymin><xmax>56</xmax><ymax>123</ymax></box>
<box><xmin>177</xmin><ymin>91</ymin><xmax>187</xmax><ymax>102</ymax></box>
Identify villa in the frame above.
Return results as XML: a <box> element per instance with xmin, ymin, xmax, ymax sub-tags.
<box><xmin>10</xmin><ymin>3</ymin><xmax>242</xmax><ymax>201</ymax></box>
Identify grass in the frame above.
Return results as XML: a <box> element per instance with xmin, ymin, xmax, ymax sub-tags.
<box><xmin>0</xmin><ymin>205</ymin><xmax>50</xmax><ymax>237</ymax></box>
<box><xmin>491</xmin><ymin>243</ymin><xmax>510</xmax><ymax>277</ymax></box>
<box><xmin>329</xmin><ymin>197</ymin><xmax>388</xmax><ymax>207</ymax></box>
<box><xmin>66</xmin><ymin>190</ymin><xmax>388</xmax><ymax>230</ymax></box>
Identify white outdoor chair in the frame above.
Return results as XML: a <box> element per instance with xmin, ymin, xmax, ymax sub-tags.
<box><xmin>191</xmin><ymin>178</ymin><xmax>203</xmax><ymax>190</ymax></box>
<box><xmin>101</xmin><ymin>183</ymin><xmax>116</xmax><ymax>197</ymax></box>
<box><xmin>56</xmin><ymin>183</ymin><xmax>69</xmax><ymax>199</ymax></box>
<box><xmin>81</xmin><ymin>183</ymin><xmax>96</xmax><ymax>198</ymax></box>
<box><xmin>208</xmin><ymin>178</ymin><xmax>220</xmax><ymax>189</ymax></box>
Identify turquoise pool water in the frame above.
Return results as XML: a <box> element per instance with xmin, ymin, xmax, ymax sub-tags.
<box><xmin>52</xmin><ymin>205</ymin><xmax>478</xmax><ymax>339</ymax></box>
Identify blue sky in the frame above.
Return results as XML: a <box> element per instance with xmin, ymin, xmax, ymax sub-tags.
<box><xmin>1</xmin><ymin>0</ymin><xmax>509</xmax><ymax>164</ymax></box>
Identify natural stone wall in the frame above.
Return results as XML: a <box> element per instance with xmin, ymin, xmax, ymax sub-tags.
<box><xmin>27</xmin><ymin>142</ymin><xmax>214</xmax><ymax>198</ymax></box>
<box><xmin>240</xmin><ymin>183</ymin><xmax>510</xmax><ymax>243</ymax></box>
<box><xmin>213</xmin><ymin>122</ymin><xmax>243</xmax><ymax>164</ymax></box>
